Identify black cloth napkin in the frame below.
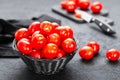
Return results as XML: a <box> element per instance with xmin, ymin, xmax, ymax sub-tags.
<box><xmin>0</xmin><ymin>14</ymin><xmax>61</xmax><ymax>58</ymax></box>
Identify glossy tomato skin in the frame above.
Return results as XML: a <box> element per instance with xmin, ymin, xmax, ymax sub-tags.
<box><xmin>15</xmin><ymin>28</ymin><xmax>29</xmax><ymax>41</ymax></box>
<box><xmin>42</xmin><ymin>43</ymin><xmax>59</xmax><ymax>59</ymax></box>
<box><xmin>47</xmin><ymin>33</ymin><xmax>61</xmax><ymax>46</ymax></box>
<box><xmin>79</xmin><ymin>46</ymin><xmax>94</xmax><ymax>60</ymax></box>
<box><xmin>31</xmin><ymin>33</ymin><xmax>47</xmax><ymax>50</ymax></box>
<box><xmin>106</xmin><ymin>49</ymin><xmax>120</xmax><ymax>61</ymax></box>
<box><xmin>57</xmin><ymin>49</ymin><xmax>66</xmax><ymax>58</ymax></box>
<box><xmin>29</xmin><ymin>31</ymin><xmax>40</xmax><ymax>40</ymax></box>
<box><xmin>40</xmin><ymin>21</ymin><xmax>53</xmax><ymax>36</ymax></box>
<box><xmin>29</xmin><ymin>49</ymin><xmax>41</xmax><ymax>59</ymax></box>
<box><xmin>17</xmin><ymin>38</ymin><xmax>32</xmax><ymax>55</ymax></box>
<box><xmin>28</xmin><ymin>21</ymin><xmax>41</xmax><ymax>35</ymax></box>
<box><xmin>55</xmin><ymin>26</ymin><xmax>73</xmax><ymax>40</ymax></box>
<box><xmin>31</xmin><ymin>31</ymin><xmax>41</xmax><ymax>38</ymax></box>
<box><xmin>52</xmin><ymin>22</ymin><xmax>59</xmax><ymax>30</ymax></box>
<box><xmin>60</xmin><ymin>1</ymin><xmax>67</xmax><ymax>9</ymax></box>
<box><xmin>66</xmin><ymin>1</ymin><xmax>77</xmax><ymax>13</ymax></box>
<box><xmin>78</xmin><ymin>0</ymin><xmax>90</xmax><ymax>10</ymax></box>
<box><xmin>91</xmin><ymin>1</ymin><xmax>103</xmax><ymax>13</ymax></box>
<box><xmin>68</xmin><ymin>0</ymin><xmax>79</xmax><ymax>6</ymax></box>
<box><xmin>62</xmin><ymin>38</ymin><xmax>76</xmax><ymax>53</ymax></box>
<box><xmin>87</xmin><ymin>41</ymin><xmax>100</xmax><ymax>54</ymax></box>
<box><xmin>64</xmin><ymin>26</ymin><xmax>74</xmax><ymax>39</ymax></box>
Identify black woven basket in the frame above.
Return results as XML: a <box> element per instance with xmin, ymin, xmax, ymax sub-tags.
<box><xmin>12</xmin><ymin>39</ymin><xmax>76</xmax><ymax>75</ymax></box>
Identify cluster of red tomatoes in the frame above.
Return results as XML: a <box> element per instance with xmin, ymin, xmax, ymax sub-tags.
<box><xmin>60</xmin><ymin>0</ymin><xmax>103</xmax><ymax>15</ymax></box>
<box><xmin>79</xmin><ymin>41</ymin><xmax>120</xmax><ymax>61</ymax></box>
<box><xmin>14</xmin><ymin>21</ymin><xmax>119</xmax><ymax>61</ymax></box>
<box><xmin>14</xmin><ymin>21</ymin><xmax>77</xmax><ymax>59</ymax></box>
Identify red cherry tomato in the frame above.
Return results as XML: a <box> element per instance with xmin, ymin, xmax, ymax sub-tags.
<box><xmin>31</xmin><ymin>31</ymin><xmax>40</xmax><ymax>37</ymax></box>
<box><xmin>78</xmin><ymin>0</ymin><xmax>90</xmax><ymax>10</ymax></box>
<box><xmin>74</xmin><ymin>12</ymin><xmax>82</xmax><ymax>18</ymax></box>
<box><xmin>106</xmin><ymin>49</ymin><xmax>120</xmax><ymax>61</ymax></box>
<box><xmin>74</xmin><ymin>0</ymin><xmax>79</xmax><ymax>5</ymax></box>
<box><xmin>42</xmin><ymin>43</ymin><xmax>59</xmax><ymax>59</ymax></box>
<box><xmin>57</xmin><ymin>49</ymin><xmax>66</xmax><ymax>58</ymax></box>
<box><xmin>28</xmin><ymin>31</ymin><xmax>40</xmax><ymax>40</ymax></box>
<box><xmin>79</xmin><ymin>46</ymin><xmax>94</xmax><ymax>60</ymax></box>
<box><xmin>47</xmin><ymin>33</ymin><xmax>61</xmax><ymax>46</ymax></box>
<box><xmin>15</xmin><ymin>28</ymin><xmax>29</xmax><ymax>41</ymax></box>
<box><xmin>91</xmin><ymin>1</ymin><xmax>103</xmax><ymax>13</ymax></box>
<box><xmin>28</xmin><ymin>21</ymin><xmax>40</xmax><ymax>35</ymax></box>
<box><xmin>52</xmin><ymin>22</ymin><xmax>59</xmax><ymax>30</ymax></box>
<box><xmin>17</xmin><ymin>38</ymin><xmax>32</xmax><ymax>55</ymax></box>
<box><xmin>40</xmin><ymin>21</ymin><xmax>53</xmax><ymax>36</ymax></box>
<box><xmin>68</xmin><ymin>0</ymin><xmax>79</xmax><ymax>6</ymax></box>
<box><xmin>60</xmin><ymin>1</ymin><xmax>67</xmax><ymax>9</ymax></box>
<box><xmin>29</xmin><ymin>49</ymin><xmax>41</xmax><ymax>59</ymax></box>
<box><xmin>87</xmin><ymin>41</ymin><xmax>100</xmax><ymax>54</ymax></box>
<box><xmin>55</xmin><ymin>26</ymin><xmax>73</xmax><ymax>40</ymax></box>
<box><xmin>31</xmin><ymin>33</ymin><xmax>47</xmax><ymax>50</ymax></box>
<box><xmin>66</xmin><ymin>1</ymin><xmax>77</xmax><ymax>13</ymax></box>
<box><xmin>62</xmin><ymin>38</ymin><xmax>76</xmax><ymax>53</ymax></box>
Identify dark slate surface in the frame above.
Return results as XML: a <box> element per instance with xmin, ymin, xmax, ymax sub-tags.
<box><xmin>0</xmin><ymin>0</ymin><xmax>120</xmax><ymax>80</ymax></box>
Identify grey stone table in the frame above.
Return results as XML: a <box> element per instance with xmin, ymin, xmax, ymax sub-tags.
<box><xmin>0</xmin><ymin>0</ymin><xmax>120</xmax><ymax>80</ymax></box>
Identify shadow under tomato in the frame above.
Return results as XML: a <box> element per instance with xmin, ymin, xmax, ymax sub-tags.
<box><xmin>106</xmin><ymin>60</ymin><xmax>120</xmax><ymax>65</ymax></box>
<box><xmin>79</xmin><ymin>53</ymin><xmax>100</xmax><ymax>65</ymax></box>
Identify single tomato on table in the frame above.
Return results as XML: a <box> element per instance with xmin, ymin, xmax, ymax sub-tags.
<box><xmin>60</xmin><ymin>0</ymin><xmax>67</xmax><ymax>9</ymax></box>
<box><xmin>106</xmin><ymin>48</ymin><xmax>120</xmax><ymax>61</ymax></box>
<box><xmin>69</xmin><ymin>0</ymin><xmax>79</xmax><ymax>6</ymax></box>
<box><xmin>66</xmin><ymin>1</ymin><xmax>77</xmax><ymax>13</ymax></box>
<box><xmin>78</xmin><ymin>0</ymin><xmax>90</xmax><ymax>10</ymax></box>
<box><xmin>79</xmin><ymin>46</ymin><xmax>94</xmax><ymax>60</ymax></box>
<box><xmin>87</xmin><ymin>41</ymin><xmax>100</xmax><ymax>54</ymax></box>
<box><xmin>91</xmin><ymin>1</ymin><xmax>103</xmax><ymax>13</ymax></box>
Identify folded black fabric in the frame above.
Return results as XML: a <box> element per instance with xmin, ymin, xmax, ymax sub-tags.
<box><xmin>0</xmin><ymin>14</ymin><xmax>61</xmax><ymax>58</ymax></box>
<box><xmin>7</xmin><ymin>14</ymin><xmax>61</xmax><ymax>28</ymax></box>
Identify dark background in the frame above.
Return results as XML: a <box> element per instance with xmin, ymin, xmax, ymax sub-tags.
<box><xmin>0</xmin><ymin>0</ymin><xmax>120</xmax><ymax>80</ymax></box>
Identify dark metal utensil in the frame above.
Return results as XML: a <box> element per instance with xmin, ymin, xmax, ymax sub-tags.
<box><xmin>75</xmin><ymin>10</ymin><xmax>116</xmax><ymax>34</ymax></box>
